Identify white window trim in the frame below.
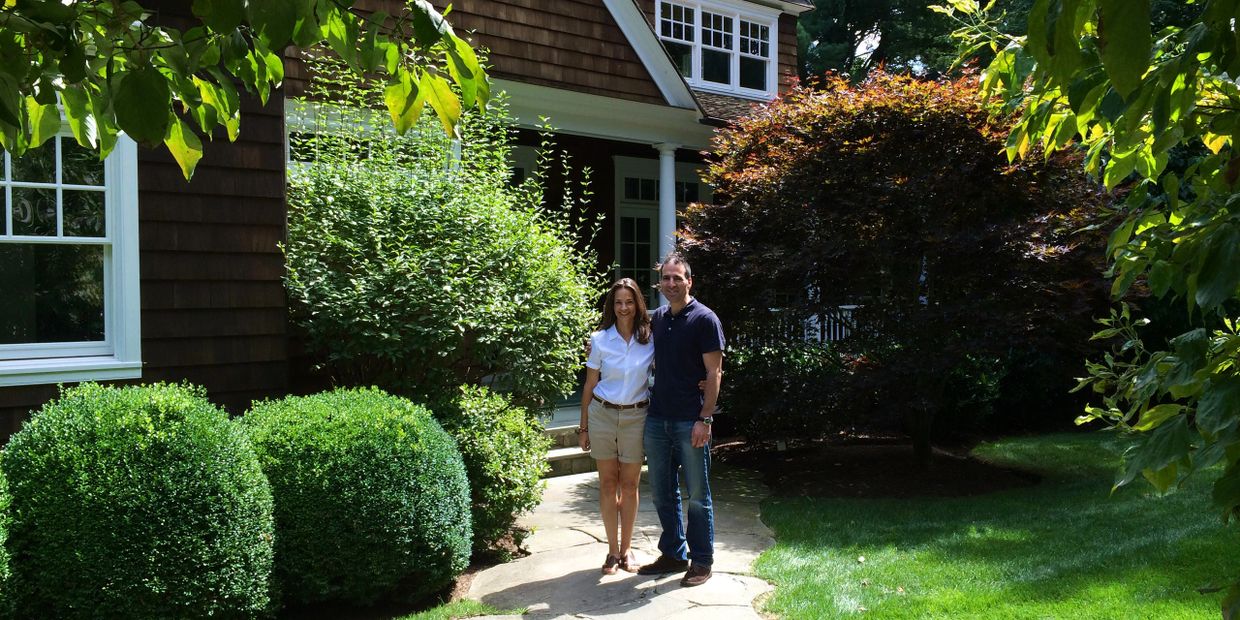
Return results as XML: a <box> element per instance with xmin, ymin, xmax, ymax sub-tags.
<box><xmin>0</xmin><ymin>135</ymin><xmax>142</xmax><ymax>387</ymax></box>
<box><xmin>657</xmin><ymin>0</ymin><xmax>779</xmax><ymax>100</ymax></box>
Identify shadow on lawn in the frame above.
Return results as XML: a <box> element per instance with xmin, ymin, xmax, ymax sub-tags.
<box><xmin>752</xmin><ymin>434</ymin><xmax>1240</xmax><ymax>616</ymax></box>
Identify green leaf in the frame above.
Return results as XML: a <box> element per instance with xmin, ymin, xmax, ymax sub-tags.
<box><xmin>1195</xmin><ymin>224</ymin><xmax>1240</xmax><ymax>312</ymax></box>
<box><xmin>1097</xmin><ymin>0</ymin><xmax>1150</xmax><ymax>98</ymax></box>
<box><xmin>1104</xmin><ymin>150</ymin><xmax>1138</xmax><ymax>189</ymax></box>
<box><xmin>1048</xmin><ymin>0</ymin><xmax>1085</xmax><ymax>85</ymax></box>
<box><xmin>421</xmin><ymin>71</ymin><xmax>461</xmax><ymax>137</ymax></box>
<box><xmin>444</xmin><ymin>35</ymin><xmax>480</xmax><ymax>110</ymax></box>
<box><xmin>384</xmin><ymin>69</ymin><xmax>425</xmax><ymax>135</ymax></box>
<box><xmin>1212</xmin><ymin>463</ymin><xmax>1240</xmax><ymax>518</ymax></box>
<box><xmin>114</xmin><ymin>67</ymin><xmax>171</xmax><ymax>146</ymax></box>
<box><xmin>60</xmin><ymin>86</ymin><xmax>97</xmax><ymax>148</ymax></box>
<box><xmin>1123</xmin><ymin>416</ymin><xmax>1193</xmax><ymax>491</ymax></box>
<box><xmin>1148</xmin><ymin>259</ymin><xmax>1173</xmax><ymax>297</ymax></box>
<box><xmin>0</xmin><ymin>73</ymin><xmax>22</xmax><ymax>128</ymax></box>
<box><xmin>1197</xmin><ymin>377</ymin><xmax>1240</xmax><ymax>436</ymax></box>
<box><xmin>409</xmin><ymin>0</ymin><xmax>452</xmax><ymax>46</ymax></box>
<box><xmin>26</xmin><ymin>98</ymin><xmax>60</xmax><ymax>149</ymax></box>
<box><xmin>164</xmin><ymin>117</ymin><xmax>204</xmax><ymax>180</ymax></box>
<box><xmin>191</xmin><ymin>0</ymin><xmax>246</xmax><ymax>33</ymax></box>
<box><xmin>248</xmin><ymin>0</ymin><xmax>298</xmax><ymax>49</ymax></box>
<box><xmin>1134</xmin><ymin>403</ymin><xmax>1184</xmax><ymax>432</ymax></box>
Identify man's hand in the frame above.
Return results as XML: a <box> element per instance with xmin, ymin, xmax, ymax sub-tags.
<box><xmin>691</xmin><ymin>420</ymin><xmax>711</xmax><ymax>448</ymax></box>
<box><xmin>579</xmin><ymin>430</ymin><xmax>590</xmax><ymax>451</ymax></box>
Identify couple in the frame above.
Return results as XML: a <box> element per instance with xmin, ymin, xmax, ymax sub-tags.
<box><xmin>577</xmin><ymin>253</ymin><xmax>724</xmax><ymax>588</ymax></box>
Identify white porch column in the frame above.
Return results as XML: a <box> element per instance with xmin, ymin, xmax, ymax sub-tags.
<box><xmin>654</xmin><ymin>142</ymin><xmax>679</xmax><ymax>262</ymax></box>
<box><xmin>654</xmin><ymin>143</ymin><xmax>679</xmax><ymax>306</ymax></box>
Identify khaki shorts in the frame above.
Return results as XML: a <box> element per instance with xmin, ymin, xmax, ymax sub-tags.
<box><xmin>588</xmin><ymin>400</ymin><xmax>647</xmax><ymax>464</ymax></box>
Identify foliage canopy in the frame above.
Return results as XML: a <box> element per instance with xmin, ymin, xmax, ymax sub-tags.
<box><xmin>682</xmin><ymin>71</ymin><xmax>1109</xmax><ymax>457</ymax></box>
<box><xmin>0</xmin><ymin>0</ymin><xmax>487</xmax><ymax>178</ymax></box>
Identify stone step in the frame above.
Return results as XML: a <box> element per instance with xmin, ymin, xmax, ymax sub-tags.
<box><xmin>546</xmin><ymin>446</ymin><xmax>596</xmax><ymax>477</ymax></box>
<box><xmin>545</xmin><ymin>424</ymin><xmax>580</xmax><ymax>449</ymax></box>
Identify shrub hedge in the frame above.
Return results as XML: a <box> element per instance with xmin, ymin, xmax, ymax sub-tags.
<box><xmin>435</xmin><ymin>386</ymin><xmax>550</xmax><ymax>552</ymax></box>
<box><xmin>241</xmin><ymin>388</ymin><xmax>471</xmax><ymax>606</ymax></box>
<box><xmin>1</xmin><ymin>383</ymin><xmax>274</xmax><ymax>618</ymax></box>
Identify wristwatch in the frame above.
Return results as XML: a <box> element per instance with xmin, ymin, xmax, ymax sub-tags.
<box><xmin>575</xmin><ymin>427</ymin><xmax>588</xmax><ymax>434</ymax></box>
<box><xmin>698</xmin><ymin>416</ymin><xmax>714</xmax><ymax>426</ymax></box>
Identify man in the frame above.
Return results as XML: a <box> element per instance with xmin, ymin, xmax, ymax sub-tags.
<box><xmin>637</xmin><ymin>252</ymin><xmax>724</xmax><ymax>587</ymax></box>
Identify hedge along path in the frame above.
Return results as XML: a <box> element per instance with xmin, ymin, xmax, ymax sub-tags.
<box><xmin>466</xmin><ymin>464</ymin><xmax>775</xmax><ymax>619</ymax></box>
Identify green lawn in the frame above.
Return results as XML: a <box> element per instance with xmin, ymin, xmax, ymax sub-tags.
<box><xmin>396</xmin><ymin>600</ymin><xmax>519</xmax><ymax>619</ymax></box>
<box><xmin>755</xmin><ymin>433</ymin><xmax>1240</xmax><ymax>619</ymax></box>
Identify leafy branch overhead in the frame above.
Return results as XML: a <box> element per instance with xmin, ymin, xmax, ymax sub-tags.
<box><xmin>934</xmin><ymin>0</ymin><xmax>1240</xmax><ymax>615</ymax></box>
<box><xmin>0</xmin><ymin>0</ymin><xmax>488</xmax><ymax>179</ymax></box>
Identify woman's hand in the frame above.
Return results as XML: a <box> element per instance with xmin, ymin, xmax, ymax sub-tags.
<box><xmin>578</xmin><ymin>429</ymin><xmax>590</xmax><ymax>451</ymax></box>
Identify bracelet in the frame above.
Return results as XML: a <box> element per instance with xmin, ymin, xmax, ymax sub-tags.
<box><xmin>575</xmin><ymin>427</ymin><xmax>588</xmax><ymax>434</ymax></box>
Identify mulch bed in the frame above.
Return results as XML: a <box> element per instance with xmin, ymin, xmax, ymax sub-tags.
<box><xmin>715</xmin><ymin>437</ymin><xmax>1041</xmax><ymax>499</ymax></box>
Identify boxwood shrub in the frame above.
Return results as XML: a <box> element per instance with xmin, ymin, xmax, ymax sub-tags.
<box><xmin>436</xmin><ymin>386</ymin><xmax>550</xmax><ymax>552</ymax></box>
<box><xmin>241</xmin><ymin>388</ymin><xmax>471</xmax><ymax>606</ymax></box>
<box><xmin>1</xmin><ymin>383</ymin><xmax>274</xmax><ymax>618</ymax></box>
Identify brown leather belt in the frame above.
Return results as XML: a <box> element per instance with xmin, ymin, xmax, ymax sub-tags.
<box><xmin>592</xmin><ymin>395</ymin><xmax>649</xmax><ymax>410</ymax></box>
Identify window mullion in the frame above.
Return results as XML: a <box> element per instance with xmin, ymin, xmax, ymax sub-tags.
<box><xmin>55</xmin><ymin>137</ymin><xmax>63</xmax><ymax>237</ymax></box>
<box><xmin>3</xmin><ymin>150</ymin><xmax>9</xmax><ymax>237</ymax></box>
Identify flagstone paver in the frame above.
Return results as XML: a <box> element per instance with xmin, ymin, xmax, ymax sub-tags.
<box><xmin>466</xmin><ymin>464</ymin><xmax>775</xmax><ymax>619</ymax></box>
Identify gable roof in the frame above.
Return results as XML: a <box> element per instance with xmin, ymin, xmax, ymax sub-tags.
<box><xmin>602</xmin><ymin>0</ymin><xmax>698</xmax><ymax>109</ymax></box>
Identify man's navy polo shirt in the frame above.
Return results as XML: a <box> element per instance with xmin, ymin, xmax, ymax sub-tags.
<box><xmin>648</xmin><ymin>298</ymin><xmax>725</xmax><ymax>420</ymax></box>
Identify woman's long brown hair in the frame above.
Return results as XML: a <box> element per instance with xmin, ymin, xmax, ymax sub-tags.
<box><xmin>598</xmin><ymin>278</ymin><xmax>652</xmax><ymax>345</ymax></box>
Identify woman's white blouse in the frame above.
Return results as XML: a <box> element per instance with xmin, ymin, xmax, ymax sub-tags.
<box><xmin>586</xmin><ymin>326</ymin><xmax>654</xmax><ymax>406</ymax></box>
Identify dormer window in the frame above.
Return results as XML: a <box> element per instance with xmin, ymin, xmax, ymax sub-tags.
<box><xmin>657</xmin><ymin>0</ymin><xmax>778</xmax><ymax>100</ymax></box>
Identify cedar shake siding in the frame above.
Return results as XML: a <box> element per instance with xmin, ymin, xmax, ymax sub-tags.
<box><xmin>429</xmin><ymin>0</ymin><xmax>666</xmax><ymax>105</ymax></box>
<box><xmin>0</xmin><ymin>91</ymin><xmax>289</xmax><ymax>436</ymax></box>
<box><xmin>136</xmin><ymin>92</ymin><xmax>289</xmax><ymax>413</ymax></box>
<box><xmin>285</xmin><ymin>0</ymin><xmax>668</xmax><ymax>105</ymax></box>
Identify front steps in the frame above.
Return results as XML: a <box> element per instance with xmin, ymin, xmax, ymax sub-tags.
<box><xmin>542</xmin><ymin>406</ymin><xmax>596</xmax><ymax>477</ymax></box>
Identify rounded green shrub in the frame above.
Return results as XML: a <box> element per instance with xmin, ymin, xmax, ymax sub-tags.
<box><xmin>436</xmin><ymin>386</ymin><xmax>550</xmax><ymax>552</ymax></box>
<box><xmin>241</xmin><ymin>388</ymin><xmax>471</xmax><ymax>605</ymax></box>
<box><xmin>1</xmin><ymin>382</ymin><xmax>274</xmax><ymax>618</ymax></box>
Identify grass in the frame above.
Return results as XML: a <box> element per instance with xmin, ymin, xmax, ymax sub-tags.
<box><xmin>755</xmin><ymin>433</ymin><xmax>1240</xmax><ymax>619</ymax></box>
<box><xmin>395</xmin><ymin>600</ymin><xmax>521</xmax><ymax>619</ymax></box>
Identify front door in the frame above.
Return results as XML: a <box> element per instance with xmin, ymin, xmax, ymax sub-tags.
<box><xmin>615</xmin><ymin>204</ymin><xmax>658</xmax><ymax>309</ymax></box>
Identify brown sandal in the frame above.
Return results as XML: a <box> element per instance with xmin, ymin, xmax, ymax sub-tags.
<box><xmin>619</xmin><ymin>551</ymin><xmax>640</xmax><ymax>573</ymax></box>
<box><xmin>602</xmin><ymin>554</ymin><xmax>622</xmax><ymax>575</ymax></box>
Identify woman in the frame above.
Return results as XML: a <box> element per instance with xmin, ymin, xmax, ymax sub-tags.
<box><xmin>578</xmin><ymin>278</ymin><xmax>654</xmax><ymax>574</ymax></box>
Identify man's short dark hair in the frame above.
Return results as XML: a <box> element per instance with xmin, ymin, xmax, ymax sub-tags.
<box><xmin>658</xmin><ymin>252</ymin><xmax>692</xmax><ymax>279</ymax></box>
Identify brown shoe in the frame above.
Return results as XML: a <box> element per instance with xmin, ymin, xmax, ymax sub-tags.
<box><xmin>602</xmin><ymin>554</ymin><xmax>622</xmax><ymax>575</ymax></box>
<box><xmin>680</xmin><ymin>563</ymin><xmax>712</xmax><ymax>587</ymax></box>
<box><xmin>636</xmin><ymin>555</ymin><xmax>689</xmax><ymax>575</ymax></box>
<box><xmin>619</xmin><ymin>550</ymin><xmax>641</xmax><ymax>573</ymax></box>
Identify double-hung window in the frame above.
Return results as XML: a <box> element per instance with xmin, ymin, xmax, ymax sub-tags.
<box><xmin>657</xmin><ymin>0</ymin><xmax>778</xmax><ymax>99</ymax></box>
<box><xmin>0</xmin><ymin>133</ymin><xmax>142</xmax><ymax>387</ymax></box>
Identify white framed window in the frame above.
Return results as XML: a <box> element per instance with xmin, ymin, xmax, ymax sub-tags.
<box><xmin>0</xmin><ymin>133</ymin><xmax>142</xmax><ymax>387</ymax></box>
<box><xmin>657</xmin><ymin>0</ymin><xmax>778</xmax><ymax>99</ymax></box>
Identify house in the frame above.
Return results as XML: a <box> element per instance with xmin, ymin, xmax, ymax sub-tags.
<box><xmin>0</xmin><ymin>0</ymin><xmax>811</xmax><ymax>436</ymax></box>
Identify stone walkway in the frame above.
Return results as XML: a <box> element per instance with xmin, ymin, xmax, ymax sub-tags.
<box><xmin>466</xmin><ymin>464</ymin><xmax>776</xmax><ymax>619</ymax></box>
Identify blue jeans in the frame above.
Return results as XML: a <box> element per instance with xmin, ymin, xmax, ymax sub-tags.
<box><xmin>644</xmin><ymin>416</ymin><xmax>713</xmax><ymax>566</ymax></box>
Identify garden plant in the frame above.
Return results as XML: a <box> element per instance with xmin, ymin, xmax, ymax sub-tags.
<box><xmin>284</xmin><ymin>55</ymin><xmax>599</xmax><ymax>409</ymax></box>
<box><xmin>682</xmin><ymin>70</ymin><xmax>1110</xmax><ymax>459</ymax></box>
<box><xmin>241</xmin><ymin>388</ymin><xmax>472</xmax><ymax>606</ymax></box>
<box><xmin>435</xmin><ymin>385</ymin><xmax>551</xmax><ymax>554</ymax></box>
<box><xmin>1</xmin><ymin>382</ymin><xmax>274</xmax><ymax>618</ymax></box>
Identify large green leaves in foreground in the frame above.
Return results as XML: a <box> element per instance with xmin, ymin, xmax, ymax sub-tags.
<box><xmin>0</xmin><ymin>0</ymin><xmax>488</xmax><ymax>179</ymax></box>
<box><xmin>933</xmin><ymin>0</ymin><xmax>1240</xmax><ymax>615</ymax></box>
